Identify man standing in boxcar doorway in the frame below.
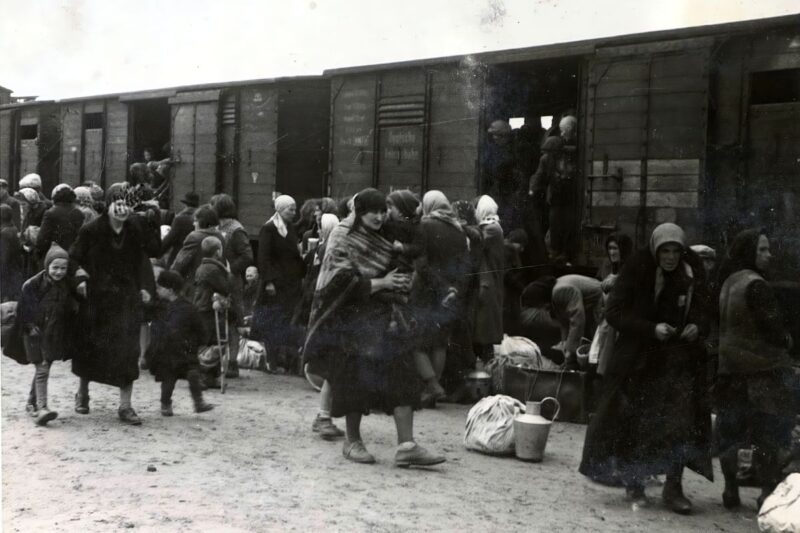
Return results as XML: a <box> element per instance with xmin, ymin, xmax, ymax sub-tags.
<box><xmin>483</xmin><ymin>119</ymin><xmax>528</xmax><ymax>231</ymax></box>
<box><xmin>529</xmin><ymin>114</ymin><xmax>579</xmax><ymax>265</ymax></box>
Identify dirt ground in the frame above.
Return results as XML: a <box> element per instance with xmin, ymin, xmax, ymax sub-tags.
<box><xmin>2</xmin><ymin>358</ymin><xmax>764</xmax><ymax>533</ymax></box>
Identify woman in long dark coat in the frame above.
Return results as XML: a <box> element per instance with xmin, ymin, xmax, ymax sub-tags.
<box><xmin>579</xmin><ymin>223</ymin><xmax>713</xmax><ymax>514</ymax></box>
<box><xmin>304</xmin><ymin>188</ymin><xmax>444</xmax><ymax>467</ymax></box>
<box><xmin>472</xmin><ymin>195</ymin><xmax>505</xmax><ymax>360</ymax></box>
<box><xmin>716</xmin><ymin>229</ymin><xmax>796</xmax><ymax>510</ymax></box>
<box><xmin>253</xmin><ymin>195</ymin><xmax>306</xmax><ymax>372</ymax></box>
<box><xmin>69</xmin><ymin>183</ymin><xmax>159</xmax><ymax>425</ymax></box>
<box><xmin>0</xmin><ymin>204</ymin><xmax>24</xmax><ymax>302</ymax></box>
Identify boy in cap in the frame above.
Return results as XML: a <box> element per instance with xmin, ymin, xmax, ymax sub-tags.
<box><xmin>147</xmin><ymin>270</ymin><xmax>214</xmax><ymax>416</ymax></box>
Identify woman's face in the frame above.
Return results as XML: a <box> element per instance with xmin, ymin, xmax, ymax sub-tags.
<box><xmin>108</xmin><ymin>199</ymin><xmax>131</xmax><ymax>222</ymax></box>
<box><xmin>657</xmin><ymin>243</ymin><xmax>682</xmax><ymax>272</ymax></box>
<box><xmin>360</xmin><ymin>209</ymin><xmax>386</xmax><ymax>231</ymax></box>
<box><xmin>280</xmin><ymin>204</ymin><xmax>297</xmax><ymax>222</ymax></box>
<box><xmin>607</xmin><ymin>241</ymin><xmax>621</xmax><ymax>264</ymax></box>
<box><xmin>387</xmin><ymin>200</ymin><xmax>402</xmax><ymax>221</ymax></box>
<box><xmin>755</xmin><ymin>235</ymin><xmax>771</xmax><ymax>272</ymax></box>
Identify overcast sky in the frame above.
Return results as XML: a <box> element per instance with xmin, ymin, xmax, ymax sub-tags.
<box><xmin>1</xmin><ymin>0</ymin><xmax>797</xmax><ymax>100</ymax></box>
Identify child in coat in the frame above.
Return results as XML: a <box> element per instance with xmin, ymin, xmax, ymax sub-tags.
<box><xmin>147</xmin><ymin>270</ymin><xmax>214</xmax><ymax>416</ymax></box>
<box><xmin>17</xmin><ymin>243</ymin><xmax>81</xmax><ymax>426</ymax></box>
<box><xmin>193</xmin><ymin>236</ymin><xmax>234</xmax><ymax>388</ymax></box>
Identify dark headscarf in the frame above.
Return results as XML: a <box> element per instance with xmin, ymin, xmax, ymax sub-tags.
<box><xmin>387</xmin><ymin>189</ymin><xmax>420</xmax><ymax>220</ymax></box>
<box><xmin>351</xmin><ymin>188</ymin><xmax>387</xmax><ymax>234</ymax></box>
<box><xmin>718</xmin><ymin>229</ymin><xmax>764</xmax><ymax>284</ymax></box>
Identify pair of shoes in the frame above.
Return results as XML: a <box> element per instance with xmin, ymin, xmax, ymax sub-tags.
<box><xmin>342</xmin><ymin>440</ymin><xmax>376</xmax><ymax>464</ymax></box>
<box><xmin>626</xmin><ymin>486</ymin><xmax>650</xmax><ymax>508</ymax></box>
<box><xmin>35</xmin><ymin>408</ymin><xmax>58</xmax><ymax>426</ymax></box>
<box><xmin>395</xmin><ymin>443</ymin><xmax>445</xmax><ymax>468</ymax></box>
<box><xmin>25</xmin><ymin>403</ymin><xmax>38</xmax><ymax>417</ymax></box>
<box><xmin>74</xmin><ymin>393</ymin><xmax>90</xmax><ymax>414</ymax></box>
<box><xmin>662</xmin><ymin>483</ymin><xmax>693</xmax><ymax>515</ymax></box>
<box><xmin>118</xmin><ymin>407</ymin><xmax>142</xmax><ymax>426</ymax></box>
<box><xmin>311</xmin><ymin>415</ymin><xmax>344</xmax><ymax>439</ymax></box>
<box><xmin>160</xmin><ymin>402</ymin><xmax>173</xmax><ymax>417</ymax></box>
<box><xmin>722</xmin><ymin>487</ymin><xmax>741</xmax><ymax>509</ymax></box>
<box><xmin>194</xmin><ymin>401</ymin><xmax>214</xmax><ymax>414</ymax></box>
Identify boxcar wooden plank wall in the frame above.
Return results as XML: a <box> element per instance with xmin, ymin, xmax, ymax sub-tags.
<box><xmin>329</xmin><ymin>75</ymin><xmax>377</xmax><ymax>198</ymax></box>
<box><xmin>60</xmin><ymin>104</ymin><xmax>83</xmax><ymax>186</ymax></box>
<box><xmin>169</xmin><ymin>92</ymin><xmax>219</xmax><ymax>214</ymax></box>
<box><xmin>584</xmin><ymin>38</ymin><xmax>712</xmax><ymax>257</ymax></box>
<box><xmin>427</xmin><ymin>64</ymin><xmax>482</xmax><ymax>201</ymax></box>
<box><xmin>237</xmin><ymin>86</ymin><xmax>279</xmax><ymax>235</ymax></box>
<box><xmin>103</xmin><ymin>100</ymin><xmax>128</xmax><ymax>185</ymax></box>
<box><xmin>19</xmin><ymin>109</ymin><xmax>39</xmax><ymax>179</ymax></box>
<box><xmin>375</xmin><ymin>69</ymin><xmax>427</xmax><ymax>193</ymax></box>
<box><xmin>0</xmin><ymin>110</ymin><xmax>13</xmax><ymax>185</ymax></box>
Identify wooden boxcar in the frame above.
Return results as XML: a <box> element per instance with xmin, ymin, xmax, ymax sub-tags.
<box><xmin>1</xmin><ymin>76</ymin><xmax>330</xmax><ymax>236</ymax></box>
<box><xmin>324</xmin><ymin>14</ymin><xmax>800</xmax><ymax>266</ymax></box>
<box><xmin>0</xmin><ymin>100</ymin><xmax>61</xmax><ymax>193</ymax></box>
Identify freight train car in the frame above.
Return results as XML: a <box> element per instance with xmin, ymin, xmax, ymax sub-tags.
<box><xmin>1</xmin><ymin>76</ymin><xmax>330</xmax><ymax>236</ymax></box>
<box><xmin>0</xmin><ymin>100</ymin><xmax>61</xmax><ymax>193</ymax></box>
<box><xmin>324</xmin><ymin>14</ymin><xmax>800</xmax><ymax>270</ymax></box>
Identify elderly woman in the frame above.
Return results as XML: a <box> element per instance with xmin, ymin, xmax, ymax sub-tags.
<box><xmin>304</xmin><ymin>188</ymin><xmax>444</xmax><ymax>466</ymax></box>
<box><xmin>73</xmin><ymin>186</ymin><xmax>99</xmax><ymax>225</ymax></box>
<box><xmin>411</xmin><ymin>191</ymin><xmax>469</xmax><ymax>404</ymax></box>
<box><xmin>716</xmin><ymin>229</ymin><xmax>796</xmax><ymax>510</ymax></box>
<box><xmin>579</xmin><ymin>223</ymin><xmax>713</xmax><ymax>514</ymax></box>
<box><xmin>69</xmin><ymin>183</ymin><xmax>160</xmax><ymax>425</ymax></box>
<box><xmin>472</xmin><ymin>195</ymin><xmax>505</xmax><ymax>361</ymax></box>
<box><xmin>253</xmin><ymin>195</ymin><xmax>306</xmax><ymax>373</ymax></box>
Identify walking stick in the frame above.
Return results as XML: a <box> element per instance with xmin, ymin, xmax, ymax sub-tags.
<box><xmin>215</xmin><ymin>307</ymin><xmax>230</xmax><ymax>394</ymax></box>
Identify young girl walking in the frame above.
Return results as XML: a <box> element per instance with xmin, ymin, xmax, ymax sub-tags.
<box><xmin>17</xmin><ymin>243</ymin><xmax>81</xmax><ymax>426</ymax></box>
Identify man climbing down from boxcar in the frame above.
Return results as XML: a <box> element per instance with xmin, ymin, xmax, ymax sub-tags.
<box><xmin>529</xmin><ymin>114</ymin><xmax>579</xmax><ymax>265</ymax></box>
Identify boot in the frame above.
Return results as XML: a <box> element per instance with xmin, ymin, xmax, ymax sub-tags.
<box><xmin>160</xmin><ymin>401</ymin><xmax>174</xmax><ymax>417</ymax></box>
<box><xmin>394</xmin><ymin>442</ymin><xmax>445</xmax><ymax>468</ymax></box>
<box><xmin>74</xmin><ymin>392</ymin><xmax>90</xmax><ymax>414</ymax></box>
<box><xmin>312</xmin><ymin>415</ymin><xmax>344</xmax><ymax>439</ymax></box>
<box><xmin>194</xmin><ymin>400</ymin><xmax>214</xmax><ymax>413</ymax></box>
<box><xmin>719</xmin><ymin>449</ymin><xmax>741</xmax><ymax>509</ymax></box>
<box><xmin>118</xmin><ymin>406</ymin><xmax>142</xmax><ymax>425</ymax></box>
<box><xmin>625</xmin><ymin>482</ymin><xmax>650</xmax><ymax>508</ymax></box>
<box><xmin>662</xmin><ymin>469</ymin><xmax>692</xmax><ymax>515</ymax></box>
<box><xmin>34</xmin><ymin>407</ymin><xmax>58</xmax><ymax>426</ymax></box>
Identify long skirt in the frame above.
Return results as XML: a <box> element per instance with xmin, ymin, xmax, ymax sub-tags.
<box><xmin>579</xmin><ymin>345</ymin><xmax>713</xmax><ymax>485</ymax></box>
<box><xmin>72</xmin><ymin>285</ymin><xmax>141</xmax><ymax>387</ymax></box>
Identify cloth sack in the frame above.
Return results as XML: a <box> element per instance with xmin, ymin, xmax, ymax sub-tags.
<box><xmin>489</xmin><ymin>335</ymin><xmax>560</xmax><ymax>393</ymax></box>
<box><xmin>758</xmin><ymin>473</ymin><xmax>800</xmax><ymax>533</ymax></box>
<box><xmin>237</xmin><ymin>338</ymin><xmax>266</xmax><ymax>370</ymax></box>
<box><xmin>198</xmin><ymin>345</ymin><xmax>222</xmax><ymax>370</ymax></box>
<box><xmin>464</xmin><ymin>394</ymin><xmax>526</xmax><ymax>455</ymax></box>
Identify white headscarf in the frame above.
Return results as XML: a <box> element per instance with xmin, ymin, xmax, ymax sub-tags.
<box><xmin>475</xmin><ymin>195</ymin><xmax>500</xmax><ymax>226</ymax></box>
<box><xmin>19</xmin><ymin>173</ymin><xmax>42</xmax><ymax>190</ymax></box>
<box><xmin>319</xmin><ymin>213</ymin><xmax>340</xmax><ymax>244</ymax></box>
<box><xmin>268</xmin><ymin>194</ymin><xmax>296</xmax><ymax>238</ymax></box>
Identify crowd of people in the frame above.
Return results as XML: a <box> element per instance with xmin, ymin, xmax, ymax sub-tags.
<box><xmin>0</xmin><ymin>114</ymin><xmax>797</xmax><ymax>514</ymax></box>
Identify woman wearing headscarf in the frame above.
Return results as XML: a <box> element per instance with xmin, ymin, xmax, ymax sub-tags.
<box><xmin>0</xmin><ymin>204</ymin><xmax>25</xmax><ymax>302</ymax></box>
<box><xmin>69</xmin><ymin>182</ymin><xmax>160</xmax><ymax>425</ymax></box>
<box><xmin>301</xmin><ymin>197</ymin><xmax>338</xmax><ymax>255</ymax></box>
<box><xmin>579</xmin><ymin>223</ymin><xmax>713</xmax><ymax>514</ymax></box>
<box><xmin>716</xmin><ymin>229</ymin><xmax>796</xmax><ymax>510</ymax></box>
<box><xmin>35</xmin><ymin>184</ymin><xmax>85</xmax><ymax>260</ymax></box>
<box><xmin>253</xmin><ymin>195</ymin><xmax>306</xmax><ymax>372</ymax></box>
<box><xmin>15</xmin><ymin>187</ymin><xmax>48</xmax><ymax>278</ymax></box>
<box><xmin>304</xmin><ymin>188</ymin><xmax>444</xmax><ymax>466</ymax></box>
<box><xmin>410</xmin><ymin>191</ymin><xmax>470</xmax><ymax>404</ymax></box>
<box><xmin>472</xmin><ymin>195</ymin><xmax>505</xmax><ymax>360</ymax></box>
<box><xmin>73</xmin><ymin>186</ymin><xmax>99</xmax><ymax>225</ymax></box>
<box><xmin>594</xmin><ymin>233</ymin><xmax>634</xmax><ymax>375</ymax></box>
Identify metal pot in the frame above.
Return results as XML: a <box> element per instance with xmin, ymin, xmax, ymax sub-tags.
<box><xmin>465</xmin><ymin>370</ymin><xmax>492</xmax><ymax>402</ymax></box>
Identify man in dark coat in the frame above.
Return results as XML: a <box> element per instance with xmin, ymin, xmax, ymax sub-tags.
<box><xmin>171</xmin><ymin>205</ymin><xmax>224</xmax><ymax>298</ymax></box>
<box><xmin>69</xmin><ymin>183</ymin><xmax>160</xmax><ymax>425</ymax></box>
<box><xmin>35</xmin><ymin>184</ymin><xmax>85</xmax><ymax>260</ymax></box>
<box><xmin>161</xmin><ymin>192</ymin><xmax>198</xmax><ymax>266</ymax></box>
